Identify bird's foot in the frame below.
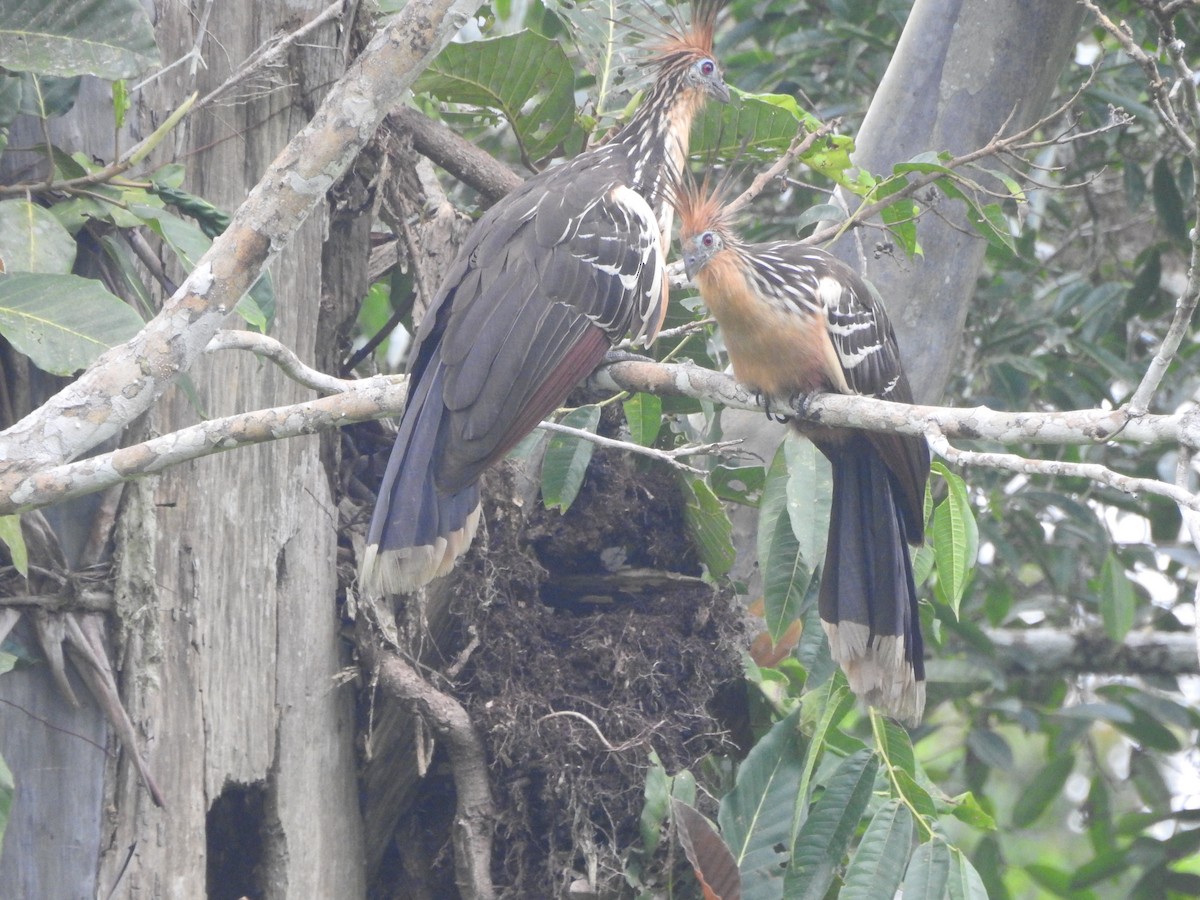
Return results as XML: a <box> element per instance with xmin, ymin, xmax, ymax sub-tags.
<box><xmin>603</xmin><ymin>348</ymin><xmax>654</xmax><ymax>365</ymax></box>
<box><xmin>756</xmin><ymin>391</ymin><xmax>793</xmax><ymax>425</ymax></box>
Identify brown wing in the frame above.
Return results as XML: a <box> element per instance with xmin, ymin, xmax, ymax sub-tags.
<box><xmin>411</xmin><ymin>153</ymin><xmax>667</xmax><ymax>494</ymax></box>
<box><xmin>755</xmin><ymin>243</ymin><xmax>930</xmax><ymax>541</ymax></box>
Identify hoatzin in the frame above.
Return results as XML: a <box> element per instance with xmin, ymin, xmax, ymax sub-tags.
<box><xmin>675</xmin><ymin>182</ymin><xmax>931</xmax><ymax>724</ymax></box>
<box><xmin>360</xmin><ymin>3</ymin><xmax>729</xmax><ymax>595</ymax></box>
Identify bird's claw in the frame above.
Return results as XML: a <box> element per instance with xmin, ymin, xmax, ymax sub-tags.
<box><xmin>756</xmin><ymin>391</ymin><xmax>793</xmax><ymax>425</ymax></box>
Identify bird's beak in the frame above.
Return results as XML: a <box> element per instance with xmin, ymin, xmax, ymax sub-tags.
<box><xmin>683</xmin><ymin>252</ymin><xmax>701</xmax><ymax>282</ymax></box>
<box><xmin>712</xmin><ymin>79</ymin><xmax>731</xmax><ymax>104</ymax></box>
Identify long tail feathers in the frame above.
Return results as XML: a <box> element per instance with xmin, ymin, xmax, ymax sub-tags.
<box><xmin>359</xmin><ymin>366</ymin><xmax>482</xmax><ymax>596</ymax></box>
<box><xmin>819</xmin><ymin>437</ymin><xmax>926</xmax><ymax>725</ymax></box>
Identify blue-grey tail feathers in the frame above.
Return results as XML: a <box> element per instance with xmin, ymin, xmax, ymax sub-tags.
<box><xmin>359</xmin><ymin>366</ymin><xmax>481</xmax><ymax>595</ymax></box>
<box><xmin>818</xmin><ymin>436</ymin><xmax>926</xmax><ymax>725</ymax></box>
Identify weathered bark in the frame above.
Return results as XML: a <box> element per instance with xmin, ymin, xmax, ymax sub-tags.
<box><xmin>99</xmin><ymin>3</ymin><xmax>364</xmax><ymax>897</ymax></box>
<box><xmin>0</xmin><ymin>2</ymin><xmax>366</xmax><ymax>897</ymax></box>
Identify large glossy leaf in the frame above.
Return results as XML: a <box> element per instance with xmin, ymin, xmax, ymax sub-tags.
<box><xmin>946</xmin><ymin>846</ymin><xmax>990</xmax><ymax>900</ymax></box>
<box><xmin>541</xmin><ymin>404</ymin><xmax>602</xmax><ymax>511</ymax></box>
<box><xmin>904</xmin><ymin>839</ymin><xmax>952</xmax><ymax>898</ymax></box>
<box><xmin>0</xmin><ymin>0</ymin><xmax>159</xmax><ymax>79</ymax></box>
<box><xmin>783</xmin><ymin>748</ymin><xmax>878</xmax><ymax>899</ymax></box>
<box><xmin>1097</xmin><ymin>551</ymin><xmax>1136</xmax><ymax>642</ymax></box>
<box><xmin>415</xmin><ymin>30</ymin><xmax>576</xmax><ymax>160</ymax></box>
<box><xmin>0</xmin><ymin>272</ymin><xmax>143</xmax><ymax>374</ymax></box>
<box><xmin>930</xmin><ymin>462</ymin><xmax>978</xmax><ymax>617</ymax></box>
<box><xmin>0</xmin><ymin>199</ymin><xmax>75</xmax><ymax>273</ymax></box>
<box><xmin>718</xmin><ymin>706</ymin><xmax>806</xmax><ymax>900</ymax></box>
<box><xmin>693</xmin><ymin>88</ymin><xmax>830</xmax><ymax>161</ymax></box>
<box><xmin>680</xmin><ymin>475</ymin><xmax>737</xmax><ymax>577</ymax></box>
<box><xmin>758</xmin><ymin>444</ymin><xmax>811</xmax><ymax>643</ymax></box>
<box><xmin>15</xmin><ymin>72</ymin><xmax>79</xmax><ymax>117</ymax></box>
<box><xmin>623</xmin><ymin>392</ymin><xmax>662</xmax><ymax>446</ymax></box>
<box><xmin>783</xmin><ymin>437</ymin><xmax>830</xmax><ymax>572</ymax></box>
<box><xmin>841</xmin><ymin>800</ymin><xmax>915</xmax><ymax>900</ymax></box>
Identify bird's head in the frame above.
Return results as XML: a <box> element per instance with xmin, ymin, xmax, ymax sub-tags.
<box><xmin>672</xmin><ymin>170</ymin><xmax>738</xmax><ymax>280</ymax></box>
<box><xmin>655</xmin><ymin>0</ymin><xmax>730</xmax><ymax>104</ymax></box>
<box><xmin>681</xmin><ymin>227</ymin><xmax>727</xmax><ymax>281</ymax></box>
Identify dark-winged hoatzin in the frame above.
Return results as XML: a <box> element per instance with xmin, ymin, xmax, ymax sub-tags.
<box><xmin>359</xmin><ymin>3</ymin><xmax>730</xmax><ymax>595</ymax></box>
<box><xmin>674</xmin><ymin>182</ymin><xmax>931</xmax><ymax>724</ymax></box>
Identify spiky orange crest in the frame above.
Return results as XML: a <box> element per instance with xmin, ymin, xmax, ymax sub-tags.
<box><xmin>653</xmin><ymin>0</ymin><xmax>723</xmax><ymax>62</ymax></box>
<box><xmin>672</xmin><ymin>169</ymin><xmax>738</xmax><ymax>244</ymax></box>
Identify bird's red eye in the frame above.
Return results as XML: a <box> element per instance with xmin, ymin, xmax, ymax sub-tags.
<box><xmin>701</xmin><ymin>232</ymin><xmax>715</xmax><ymax>248</ymax></box>
<box><xmin>700</xmin><ymin>59</ymin><xmax>715</xmax><ymax>77</ymax></box>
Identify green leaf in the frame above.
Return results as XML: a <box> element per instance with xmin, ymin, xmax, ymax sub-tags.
<box><xmin>16</xmin><ymin>72</ymin><xmax>79</xmax><ymax>117</ymax></box>
<box><xmin>639</xmin><ymin>751</ymin><xmax>670</xmax><ymax>857</ymax></box>
<box><xmin>784</xmin><ymin>748</ymin><xmax>878</xmax><ymax>899</ymax></box>
<box><xmin>904</xmin><ymin>840</ymin><xmax>952</xmax><ymax>899</ymax></box>
<box><xmin>794</xmin><ymin>203</ymin><xmax>845</xmax><ymax>235</ymax></box>
<box><xmin>680</xmin><ymin>475</ymin><xmax>736</xmax><ymax>577</ymax></box>
<box><xmin>111</xmin><ymin>78</ymin><xmax>128</xmax><ymax>128</ymax></box>
<box><xmin>948</xmin><ymin>791</ymin><xmax>997</xmax><ymax>831</ymax></box>
<box><xmin>0</xmin><ymin>750</ymin><xmax>11</xmax><ymax>856</ymax></box>
<box><xmin>0</xmin><ymin>272</ymin><xmax>143</xmax><ymax>374</ymax></box>
<box><xmin>541</xmin><ymin>404</ymin><xmax>601</xmax><ymax>511</ymax></box>
<box><xmin>784</xmin><ymin>436</ymin><xmax>831</xmax><ymax>567</ymax></box>
<box><xmin>841</xmin><ymin>800</ymin><xmax>914</xmax><ymax>900</ymax></box>
<box><xmin>710</xmin><ymin>464</ymin><xmax>766</xmax><ymax>507</ymax></box>
<box><xmin>759</xmin><ymin>444</ymin><xmax>812</xmax><ymax>643</ymax></box>
<box><xmin>1011</xmin><ymin>754</ymin><xmax>1073</xmax><ymax>827</ymax></box>
<box><xmin>0</xmin><ymin>199</ymin><xmax>76</xmax><ymax>273</ymax></box>
<box><xmin>930</xmin><ymin>462</ymin><xmax>978</xmax><ymax>617</ymax></box>
<box><xmin>1097</xmin><ymin>551</ymin><xmax>1136</xmax><ymax>642</ymax></box>
<box><xmin>622</xmin><ymin>392</ymin><xmax>662</xmax><ymax>447</ymax></box>
<box><xmin>718</xmin><ymin>706</ymin><xmax>806</xmax><ymax>900</ymax></box>
<box><xmin>947</xmin><ymin>846</ymin><xmax>989</xmax><ymax>900</ymax></box>
<box><xmin>0</xmin><ymin>515</ymin><xmax>27</xmax><ymax>577</ymax></box>
<box><xmin>875</xmin><ymin>715</ymin><xmax>916</xmax><ymax>777</ymax></box>
<box><xmin>694</xmin><ymin>87</ymin><xmax>821</xmax><ymax>160</ymax></box>
<box><xmin>1152</xmin><ymin>157</ymin><xmax>1189</xmax><ymax>244</ymax></box>
<box><xmin>795</xmin><ymin>679</ymin><xmax>854</xmax><ymax>832</ymax></box>
<box><xmin>0</xmin><ymin>0</ymin><xmax>160</xmax><ymax>79</ymax></box>
<box><xmin>415</xmin><ymin>30</ymin><xmax>576</xmax><ymax>160</ymax></box>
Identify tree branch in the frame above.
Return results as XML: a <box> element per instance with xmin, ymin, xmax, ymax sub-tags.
<box><xmin>5</xmin><ymin>355</ymin><xmax>1199</xmax><ymax>516</ymax></box>
<box><xmin>984</xmin><ymin>628</ymin><xmax>1199</xmax><ymax>677</ymax></box>
<box><xmin>390</xmin><ymin>106</ymin><xmax>523</xmax><ymax>205</ymax></box>
<box><xmin>0</xmin><ymin>0</ymin><xmax>483</xmax><ymax>489</ymax></box>
<box><xmin>359</xmin><ymin>633</ymin><xmax>496</xmax><ymax>900</ymax></box>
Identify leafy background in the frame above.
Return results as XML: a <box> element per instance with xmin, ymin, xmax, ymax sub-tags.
<box><xmin>1</xmin><ymin>0</ymin><xmax>1199</xmax><ymax>897</ymax></box>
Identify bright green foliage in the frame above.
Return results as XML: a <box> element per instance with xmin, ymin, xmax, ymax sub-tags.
<box><xmin>541</xmin><ymin>404</ymin><xmax>602</xmax><ymax>511</ymax></box>
<box><xmin>0</xmin><ymin>274</ymin><xmax>143</xmax><ymax>374</ymax></box>
<box><xmin>0</xmin><ymin>0</ymin><xmax>158</xmax><ymax>79</ymax></box>
<box><xmin>0</xmin><ymin>516</ymin><xmax>26</xmax><ymax>577</ymax></box>
<box><xmin>680</xmin><ymin>474</ymin><xmax>737</xmax><ymax>577</ymax></box>
<box><xmin>416</xmin><ymin>31</ymin><xmax>579</xmax><ymax>161</ymax></box>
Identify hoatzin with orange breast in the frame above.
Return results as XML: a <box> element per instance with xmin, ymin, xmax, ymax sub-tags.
<box><xmin>675</xmin><ymin>181</ymin><xmax>931</xmax><ymax>724</ymax></box>
<box><xmin>360</xmin><ymin>3</ymin><xmax>729</xmax><ymax>595</ymax></box>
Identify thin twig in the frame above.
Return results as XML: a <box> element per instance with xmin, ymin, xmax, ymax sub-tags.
<box><xmin>536</xmin><ymin>420</ymin><xmax>741</xmax><ymax>475</ymax></box>
<box><xmin>723</xmin><ymin>121</ymin><xmax>838</xmax><ymax>217</ymax></box>
<box><xmin>928</xmin><ymin>426</ymin><xmax>1200</xmax><ymax>511</ymax></box>
<box><xmin>193</xmin><ymin>0</ymin><xmax>346</xmax><ymax>114</ymax></box>
<box><xmin>206</xmin><ymin>328</ymin><xmax>369</xmax><ymax>394</ymax></box>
